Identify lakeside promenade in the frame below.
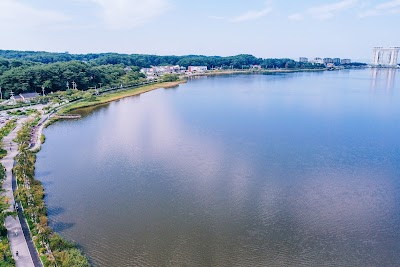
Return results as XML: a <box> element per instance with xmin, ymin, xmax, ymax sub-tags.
<box><xmin>1</xmin><ymin>118</ymin><xmax>35</xmax><ymax>267</ymax></box>
<box><xmin>1</xmin><ymin>115</ymin><xmax>46</xmax><ymax>267</ymax></box>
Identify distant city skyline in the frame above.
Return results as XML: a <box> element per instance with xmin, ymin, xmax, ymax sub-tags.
<box><xmin>0</xmin><ymin>0</ymin><xmax>399</xmax><ymax>62</ymax></box>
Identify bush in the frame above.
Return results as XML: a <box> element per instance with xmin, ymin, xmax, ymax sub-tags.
<box><xmin>162</xmin><ymin>74</ymin><xmax>179</xmax><ymax>82</ymax></box>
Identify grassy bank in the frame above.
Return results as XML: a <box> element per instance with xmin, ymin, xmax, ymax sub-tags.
<box><xmin>58</xmin><ymin>80</ymin><xmax>186</xmax><ymax>114</ymax></box>
<box><xmin>0</xmin><ymin>120</ymin><xmax>17</xmax><ymax>159</ymax></box>
<box><xmin>14</xmin><ymin>122</ymin><xmax>90</xmax><ymax>267</ymax></box>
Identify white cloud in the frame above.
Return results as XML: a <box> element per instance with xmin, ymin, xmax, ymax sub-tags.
<box><xmin>208</xmin><ymin>15</ymin><xmax>225</xmax><ymax>20</ymax></box>
<box><xmin>0</xmin><ymin>0</ymin><xmax>70</xmax><ymax>30</ymax></box>
<box><xmin>288</xmin><ymin>13</ymin><xmax>304</xmax><ymax>21</ymax></box>
<box><xmin>232</xmin><ymin>7</ymin><xmax>272</xmax><ymax>22</ymax></box>
<box><xmin>376</xmin><ymin>0</ymin><xmax>400</xmax><ymax>9</ymax></box>
<box><xmin>289</xmin><ymin>0</ymin><xmax>358</xmax><ymax>20</ymax></box>
<box><xmin>89</xmin><ymin>0</ymin><xmax>169</xmax><ymax>29</ymax></box>
<box><xmin>359</xmin><ymin>0</ymin><xmax>400</xmax><ymax>17</ymax></box>
<box><xmin>308</xmin><ymin>0</ymin><xmax>357</xmax><ymax>19</ymax></box>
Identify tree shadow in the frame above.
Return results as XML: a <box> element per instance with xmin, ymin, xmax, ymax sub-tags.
<box><xmin>35</xmin><ymin>170</ymin><xmax>52</xmax><ymax>177</ymax></box>
<box><xmin>50</xmin><ymin>221</ymin><xmax>75</xmax><ymax>233</ymax></box>
<box><xmin>47</xmin><ymin>206</ymin><xmax>65</xmax><ymax>216</ymax></box>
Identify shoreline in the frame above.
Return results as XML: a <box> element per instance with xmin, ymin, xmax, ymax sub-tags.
<box><xmin>14</xmin><ymin>120</ymin><xmax>90</xmax><ymax>266</ymax></box>
<box><xmin>58</xmin><ymin>80</ymin><xmax>186</xmax><ymax>115</ymax></box>
<box><xmin>192</xmin><ymin>68</ymin><xmax>327</xmax><ymax>76</ymax></box>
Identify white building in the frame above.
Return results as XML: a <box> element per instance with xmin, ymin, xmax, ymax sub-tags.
<box><xmin>140</xmin><ymin>65</ymin><xmax>184</xmax><ymax>77</ymax></box>
<box><xmin>188</xmin><ymin>66</ymin><xmax>207</xmax><ymax>72</ymax></box>
<box><xmin>311</xmin><ymin>57</ymin><xmax>324</xmax><ymax>64</ymax></box>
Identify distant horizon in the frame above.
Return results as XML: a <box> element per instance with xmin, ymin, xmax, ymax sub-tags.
<box><xmin>0</xmin><ymin>48</ymin><xmax>371</xmax><ymax>64</ymax></box>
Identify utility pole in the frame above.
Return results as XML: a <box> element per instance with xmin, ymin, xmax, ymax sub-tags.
<box><xmin>0</xmin><ymin>86</ymin><xmax>2</xmax><ymax>100</ymax></box>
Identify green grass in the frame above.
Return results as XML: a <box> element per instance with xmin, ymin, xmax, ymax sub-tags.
<box><xmin>40</xmin><ymin>134</ymin><xmax>45</xmax><ymax>144</ymax></box>
<box><xmin>0</xmin><ymin>148</ymin><xmax>7</xmax><ymax>159</ymax></box>
<box><xmin>30</xmin><ymin>116</ymin><xmax>41</xmax><ymax>127</ymax></box>
<box><xmin>0</xmin><ymin>120</ymin><xmax>16</xmax><ymax>141</ymax></box>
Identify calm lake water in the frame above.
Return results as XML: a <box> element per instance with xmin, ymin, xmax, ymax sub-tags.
<box><xmin>36</xmin><ymin>69</ymin><xmax>400</xmax><ymax>266</ymax></box>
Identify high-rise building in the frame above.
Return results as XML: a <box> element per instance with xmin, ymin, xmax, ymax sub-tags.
<box><xmin>323</xmin><ymin>58</ymin><xmax>333</xmax><ymax>64</ymax></box>
<box><xmin>299</xmin><ymin>57</ymin><xmax>308</xmax><ymax>63</ymax></box>
<box><xmin>372</xmin><ymin>47</ymin><xmax>399</xmax><ymax>67</ymax></box>
<box><xmin>333</xmin><ymin>58</ymin><xmax>341</xmax><ymax>65</ymax></box>
<box><xmin>341</xmin><ymin>59</ymin><xmax>351</xmax><ymax>64</ymax></box>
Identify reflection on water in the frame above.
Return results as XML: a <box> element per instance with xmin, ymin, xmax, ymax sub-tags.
<box><xmin>370</xmin><ymin>68</ymin><xmax>397</xmax><ymax>92</ymax></box>
<box><xmin>36</xmin><ymin>70</ymin><xmax>400</xmax><ymax>266</ymax></box>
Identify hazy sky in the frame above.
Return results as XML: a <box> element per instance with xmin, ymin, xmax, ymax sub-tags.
<box><xmin>0</xmin><ymin>0</ymin><xmax>399</xmax><ymax>61</ymax></box>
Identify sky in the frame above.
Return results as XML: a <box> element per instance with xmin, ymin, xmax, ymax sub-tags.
<box><xmin>0</xmin><ymin>0</ymin><xmax>399</xmax><ymax>62</ymax></box>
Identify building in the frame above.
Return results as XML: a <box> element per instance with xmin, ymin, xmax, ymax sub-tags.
<box><xmin>333</xmin><ymin>58</ymin><xmax>341</xmax><ymax>65</ymax></box>
<box><xmin>299</xmin><ymin>57</ymin><xmax>308</xmax><ymax>63</ymax></box>
<box><xmin>323</xmin><ymin>58</ymin><xmax>333</xmax><ymax>64</ymax></box>
<box><xmin>341</xmin><ymin>59</ymin><xmax>351</xmax><ymax>64</ymax></box>
<box><xmin>188</xmin><ymin>66</ymin><xmax>207</xmax><ymax>72</ymax></box>
<box><xmin>140</xmin><ymin>65</ymin><xmax>184</xmax><ymax>77</ymax></box>
<box><xmin>372</xmin><ymin>47</ymin><xmax>399</xmax><ymax>67</ymax></box>
<box><xmin>14</xmin><ymin>93</ymin><xmax>39</xmax><ymax>102</ymax></box>
<box><xmin>311</xmin><ymin>57</ymin><xmax>324</xmax><ymax>64</ymax></box>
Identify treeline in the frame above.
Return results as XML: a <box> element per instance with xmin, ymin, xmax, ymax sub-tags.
<box><xmin>0</xmin><ymin>50</ymin><xmax>325</xmax><ymax>97</ymax></box>
<box><xmin>0</xmin><ymin>50</ymin><xmax>324</xmax><ymax>69</ymax></box>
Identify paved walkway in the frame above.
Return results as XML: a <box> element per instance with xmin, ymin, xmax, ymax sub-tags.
<box><xmin>1</xmin><ymin>118</ymin><xmax>42</xmax><ymax>267</ymax></box>
<box><xmin>30</xmin><ymin>114</ymin><xmax>49</xmax><ymax>152</ymax></box>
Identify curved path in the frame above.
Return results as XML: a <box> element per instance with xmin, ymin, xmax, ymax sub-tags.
<box><xmin>1</xmin><ymin>118</ymin><xmax>43</xmax><ymax>267</ymax></box>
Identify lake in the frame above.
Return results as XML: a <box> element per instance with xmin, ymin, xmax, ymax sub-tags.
<box><xmin>36</xmin><ymin>69</ymin><xmax>400</xmax><ymax>266</ymax></box>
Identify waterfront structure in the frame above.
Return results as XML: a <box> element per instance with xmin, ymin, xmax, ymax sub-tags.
<box><xmin>341</xmin><ymin>59</ymin><xmax>351</xmax><ymax>64</ymax></box>
<box><xmin>188</xmin><ymin>66</ymin><xmax>207</xmax><ymax>72</ymax></box>
<box><xmin>140</xmin><ymin>65</ymin><xmax>184</xmax><ymax>77</ymax></box>
<box><xmin>372</xmin><ymin>47</ymin><xmax>399</xmax><ymax>67</ymax></box>
<box><xmin>299</xmin><ymin>57</ymin><xmax>308</xmax><ymax>63</ymax></box>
